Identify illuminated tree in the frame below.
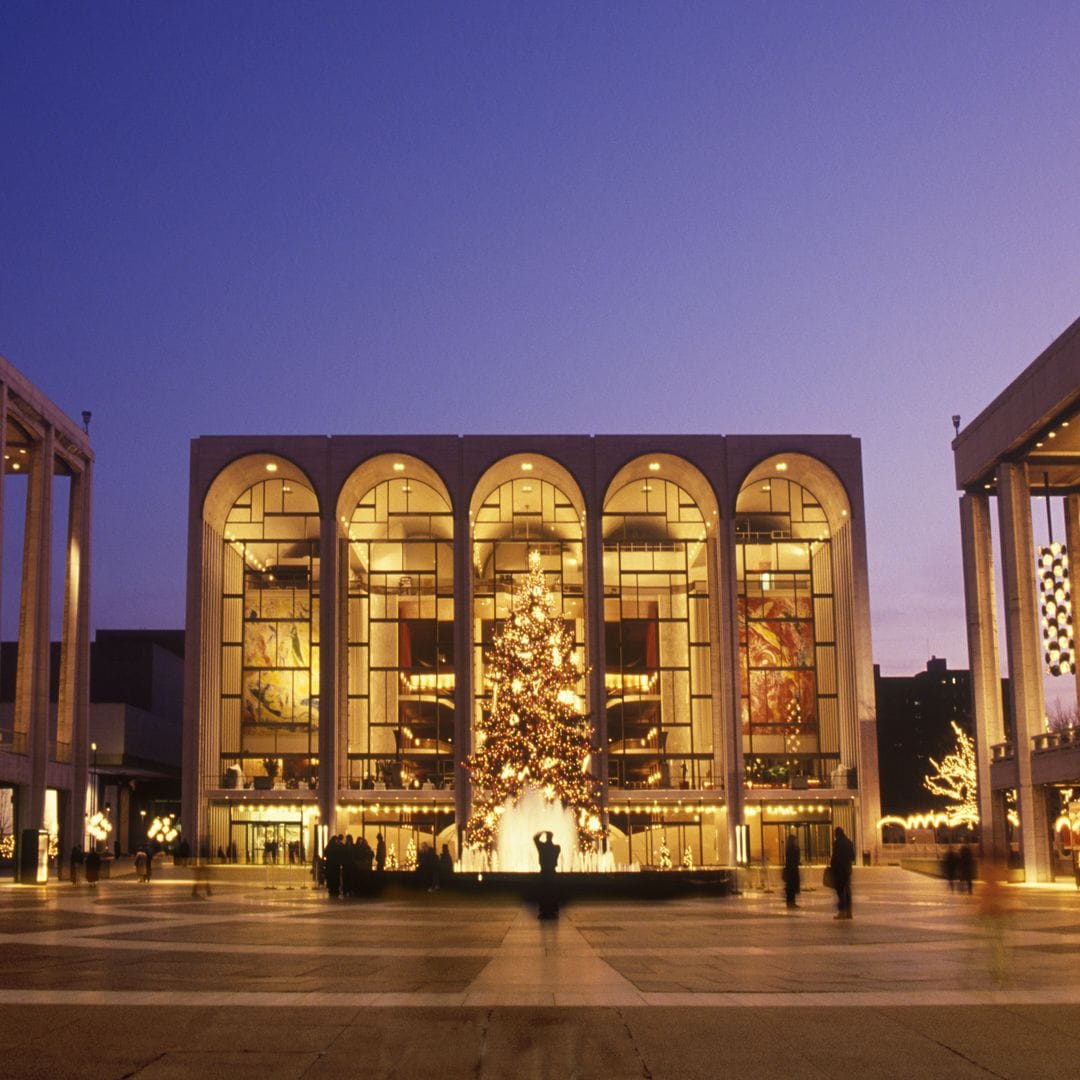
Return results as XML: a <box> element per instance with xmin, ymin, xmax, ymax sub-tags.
<box><xmin>465</xmin><ymin>550</ymin><xmax>603</xmax><ymax>853</ymax></box>
<box><xmin>658</xmin><ymin>838</ymin><xmax>672</xmax><ymax>870</ymax></box>
<box><xmin>923</xmin><ymin>721</ymin><xmax>979</xmax><ymax>827</ymax></box>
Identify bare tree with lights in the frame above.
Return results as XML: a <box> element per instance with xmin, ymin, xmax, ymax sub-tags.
<box><xmin>465</xmin><ymin>550</ymin><xmax>603</xmax><ymax>854</ymax></box>
<box><xmin>923</xmin><ymin>721</ymin><xmax>979</xmax><ymax>827</ymax></box>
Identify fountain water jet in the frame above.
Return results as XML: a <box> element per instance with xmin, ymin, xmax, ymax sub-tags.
<box><xmin>459</xmin><ymin>785</ymin><xmax>615</xmax><ymax>872</ymax></box>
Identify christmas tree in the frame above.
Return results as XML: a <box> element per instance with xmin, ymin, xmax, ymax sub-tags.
<box><xmin>658</xmin><ymin>838</ymin><xmax>672</xmax><ymax>870</ymax></box>
<box><xmin>465</xmin><ymin>549</ymin><xmax>603</xmax><ymax>854</ymax></box>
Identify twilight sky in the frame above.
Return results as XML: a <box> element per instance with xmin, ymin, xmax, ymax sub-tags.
<box><xmin>3</xmin><ymin>3</ymin><xmax>1080</xmax><ymax>677</ymax></box>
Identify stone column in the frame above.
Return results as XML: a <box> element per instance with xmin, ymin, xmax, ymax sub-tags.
<box><xmin>58</xmin><ymin>463</ymin><xmax>92</xmax><ymax>853</ymax></box>
<box><xmin>318</xmin><ymin>509</ymin><xmax>339</xmax><ymax>836</ymax></box>
<box><xmin>583</xmin><ymin>486</ymin><xmax>608</xmax><ymax>837</ymax></box>
<box><xmin>16</xmin><ymin>424</ymin><xmax>54</xmax><ymax>831</ymax></box>
<box><xmin>1064</xmin><ymin>494</ymin><xmax>1080</xmax><ymax>721</ymax></box>
<box><xmin>452</xmin><ymin>494</ymin><xmax>473</xmax><ymax>846</ymax></box>
<box><xmin>997</xmin><ymin>462</ymin><xmax>1052</xmax><ymax>881</ymax></box>
<box><xmin>715</xmin><ymin>514</ymin><xmax>744</xmax><ymax>864</ymax></box>
<box><xmin>959</xmin><ymin>492</ymin><xmax>1008</xmax><ymax>860</ymax></box>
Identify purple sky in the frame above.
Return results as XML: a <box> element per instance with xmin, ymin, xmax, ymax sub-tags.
<box><xmin>3</xmin><ymin>4</ymin><xmax>1080</xmax><ymax>677</ymax></box>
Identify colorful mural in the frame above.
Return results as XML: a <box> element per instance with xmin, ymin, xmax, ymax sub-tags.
<box><xmin>739</xmin><ymin>594</ymin><xmax>817</xmax><ymax>733</ymax></box>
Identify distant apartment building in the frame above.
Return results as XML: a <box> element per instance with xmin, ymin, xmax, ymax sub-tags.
<box><xmin>875</xmin><ymin>657</ymin><xmax>1010</xmax><ymax>817</ymax></box>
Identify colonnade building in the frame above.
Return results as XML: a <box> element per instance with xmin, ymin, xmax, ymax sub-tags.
<box><xmin>183</xmin><ymin>435</ymin><xmax>880</xmax><ymax>869</ymax></box>
<box><xmin>955</xmin><ymin>314</ymin><xmax>1080</xmax><ymax>882</ymax></box>
<box><xmin>0</xmin><ymin>356</ymin><xmax>93</xmax><ymax>871</ymax></box>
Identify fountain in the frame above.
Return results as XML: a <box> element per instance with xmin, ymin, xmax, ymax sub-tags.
<box><xmin>460</xmin><ymin>785</ymin><xmax>615</xmax><ymax>873</ymax></box>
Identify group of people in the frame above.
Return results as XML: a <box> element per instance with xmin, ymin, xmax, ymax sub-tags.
<box><xmin>781</xmin><ymin>826</ymin><xmax>856</xmax><ymax>918</ymax></box>
<box><xmin>320</xmin><ymin>833</ymin><xmax>455</xmax><ymax>897</ymax></box>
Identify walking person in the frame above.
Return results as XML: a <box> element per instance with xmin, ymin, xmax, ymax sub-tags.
<box><xmin>375</xmin><ymin>832</ymin><xmax>386</xmax><ymax>873</ymax></box>
<box><xmin>69</xmin><ymin>844</ymin><xmax>83</xmax><ymax>886</ymax></box>
<box><xmin>782</xmin><ymin>829</ymin><xmax>801</xmax><ymax>909</ymax></box>
<box><xmin>829</xmin><ymin>826</ymin><xmax>855</xmax><ymax>919</ymax></box>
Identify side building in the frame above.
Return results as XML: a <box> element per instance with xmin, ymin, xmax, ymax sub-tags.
<box><xmin>0</xmin><ymin>629</ymin><xmax>183</xmax><ymax>857</ymax></box>
<box><xmin>183</xmin><ymin>435</ymin><xmax>881</xmax><ymax>868</ymax></box>
<box><xmin>954</xmin><ymin>313</ymin><xmax>1080</xmax><ymax>882</ymax></box>
<box><xmin>0</xmin><ymin>355</ymin><xmax>92</xmax><ymax>878</ymax></box>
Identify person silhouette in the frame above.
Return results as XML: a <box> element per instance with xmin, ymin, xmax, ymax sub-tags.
<box><xmin>533</xmin><ymin>831</ymin><xmax>561</xmax><ymax>920</ymax></box>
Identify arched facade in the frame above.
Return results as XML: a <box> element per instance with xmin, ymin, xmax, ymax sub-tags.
<box><xmin>184</xmin><ymin>435</ymin><xmax>879</xmax><ymax>869</ymax></box>
<box><xmin>470</xmin><ymin>455</ymin><xmax>587</xmax><ymax>762</ymax></box>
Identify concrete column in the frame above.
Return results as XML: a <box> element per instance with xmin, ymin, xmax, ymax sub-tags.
<box><xmin>583</xmin><ymin>486</ymin><xmax>608</xmax><ymax>837</ymax></box>
<box><xmin>715</xmin><ymin>514</ymin><xmax>744</xmax><ymax>864</ymax></box>
<box><xmin>180</xmin><ymin>452</ymin><xmax>206</xmax><ymax>853</ymax></box>
<box><xmin>997</xmin><ymin>462</ymin><xmax>1052</xmax><ymax>881</ymax></box>
<box><xmin>318</xmin><ymin>508</ymin><xmax>339</xmax><ymax>835</ymax></box>
<box><xmin>959</xmin><ymin>492</ymin><xmax>1008</xmax><ymax>860</ymax></box>
<box><xmin>0</xmin><ymin>385</ymin><xmax>6</xmax><ymax>714</ymax></box>
<box><xmin>452</xmin><ymin>491</ymin><xmax>472</xmax><ymax>845</ymax></box>
<box><xmin>16</xmin><ymin>425</ymin><xmax>54</xmax><ymax>831</ymax></box>
<box><xmin>1064</xmin><ymin>494</ymin><xmax>1080</xmax><ymax>721</ymax></box>
<box><xmin>841</xmin><ymin>513</ymin><xmax>882</xmax><ymax>861</ymax></box>
<box><xmin>58</xmin><ymin>464</ymin><xmax>92</xmax><ymax>852</ymax></box>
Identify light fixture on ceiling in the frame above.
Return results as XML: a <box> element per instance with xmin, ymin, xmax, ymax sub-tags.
<box><xmin>520</xmin><ymin>462</ymin><xmax>533</xmax><ymax>471</ymax></box>
<box><xmin>393</xmin><ymin>462</ymin><xmax>405</xmax><ymax>471</ymax></box>
<box><xmin>648</xmin><ymin>462</ymin><xmax>661</xmax><ymax>471</ymax></box>
<box><xmin>776</xmin><ymin>462</ymin><xmax>788</xmax><ymax>472</ymax></box>
<box><xmin>265</xmin><ymin>462</ymin><xmax>278</xmax><ymax>472</ymax></box>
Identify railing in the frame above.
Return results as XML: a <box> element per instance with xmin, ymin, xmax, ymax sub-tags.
<box><xmin>0</xmin><ymin>731</ymin><xmax>28</xmax><ymax>755</ymax></box>
<box><xmin>1033</xmin><ymin>728</ymin><xmax>1080</xmax><ymax>753</ymax></box>
<box><xmin>991</xmin><ymin>741</ymin><xmax>1014</xmax><ymax>761</ymax></box>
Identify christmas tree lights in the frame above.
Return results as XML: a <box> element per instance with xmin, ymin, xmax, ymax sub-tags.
<box><xmin>465</xmin><ymin>550</ymin><xmax>603</xmax><ymax>854</ymax></box>
<box><xmin>923</xmin><ymin>721</ymin><xmax>979</xmax><ymax>827</ymax></box>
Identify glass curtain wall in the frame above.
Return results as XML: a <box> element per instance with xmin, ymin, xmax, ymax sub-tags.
<box><xmin>603</xmin><ymin>478</ymin><xmax>714</xmax><ymax>790</ymax></box>
<box><xmin>735</xmin><ymin>476</ymin><xmax>839</xmax><ymax>788</ymax></box>
<box><xmin>472</xmin><ymin>478</ymin><xmax>585</xmax><ymax>751</ymax></box>
<box><xmin>220</xmin><ymin>478</ymin><xmax>320</xmax><ymax>789</ymax></box>
<box><xmin>346</xmin><ymin>477</ymin><xmax>454</xmax><ymax>790</ymax></box>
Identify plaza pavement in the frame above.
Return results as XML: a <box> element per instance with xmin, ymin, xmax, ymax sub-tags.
<box><xmin>1</xmin><ymin>863</ymin><xmax>1079</xmax><ymax>1078</ymax></box>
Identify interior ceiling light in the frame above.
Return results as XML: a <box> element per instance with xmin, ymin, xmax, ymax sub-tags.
<box><xmin>1049</xmin><ymin>431</ymin><xmax>1057</xmax><ymax>438</ymax></box>
<box><xmin>265</xmin><ymin>462</ymin><xmax>278</xmax><ymax>472</ymax></box>
<box><xmin>776</xmin><ymin>462</ymin><xmax>788</xmax><ymax>471</ymax></box>
<box><xmin>520</xmin><ymin>462</ymin><xmax>533</xmax><ymax>471</ymax></box>
<box><xmin>393</xmin><ymin>462</ymin><xmax>405</xmax><ymax>471</ymax></box>
<box><xmin>648</xmin><ymin>462</ymin><xmax>661</xmax><ymax>471</ymax></box>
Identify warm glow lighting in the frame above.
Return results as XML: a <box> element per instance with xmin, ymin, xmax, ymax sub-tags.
<box><xmin>265</xmin><ymin>462</ymin><xmax>278</xmax><ymax>472</ymax></box>
<box><xmin>520</xmin><ymin>462</ymin><xmax>533</xmax><ymax>471</ymax></box>
<box><xmin>775</xmin><ymin>462</ymin><xmax>787</xmax><ymax>471</ymax></box>
<box><xmin>393</xmin><ymin>462</ymin><xmax>405</xmax><ymax>471</ymax></box>
<box><xmin>648</xmin><ymin>462</ymin><xmax>661</xmax><ymax>471</ymax></box>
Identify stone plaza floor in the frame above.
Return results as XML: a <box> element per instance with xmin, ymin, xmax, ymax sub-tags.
<box><xmin>2</xmin><ymin>863</ymin><xmax>1080</xmax><ymax>1078</ymax></box>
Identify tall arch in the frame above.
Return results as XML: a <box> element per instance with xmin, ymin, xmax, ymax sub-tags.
<box><xmin>469</xmin><ymin>454</ymin><xmax>587</xmax><ymax>760</ymax></box>
<box><xmin>338</xmin><ymin>454</ymin><xmax>455</xmax><ymax>792</ymax></box>
<box><xmin>602</xmin><ymin>457</ymin><xmax>719</xmax><ymax>793</ymax></box>
<box><xmin>735</xmin><ymin>451</ymin><xmax>863</xmax><ymax>860</ymax></box>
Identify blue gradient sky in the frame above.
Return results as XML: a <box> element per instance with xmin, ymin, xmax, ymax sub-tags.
<box><xmin>3</xmin><ymin>3</ymin><xmax>1080</xmax><ymax>675</ymax></box>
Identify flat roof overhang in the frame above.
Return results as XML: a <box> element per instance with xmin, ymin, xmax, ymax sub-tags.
<box><xmin>953</xmin><ymin>315</ymin><xmax>1080</xmax><ymax>495</ymax></box>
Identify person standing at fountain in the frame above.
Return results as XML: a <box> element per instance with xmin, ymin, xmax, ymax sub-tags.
<box><xmin>534</xmin><ymin>830</ymin><xmax>561</xmax><ymax>920</ymax></box>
